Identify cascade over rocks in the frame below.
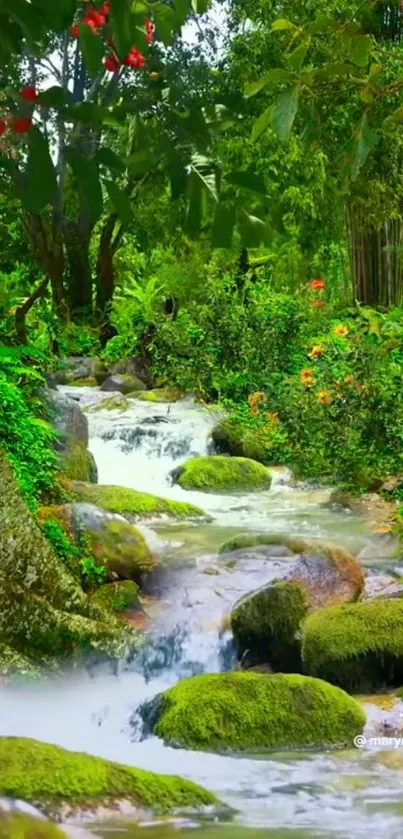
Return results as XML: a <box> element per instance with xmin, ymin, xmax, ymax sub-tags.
<box><xmin>230</xmin><ymin>537</ymin><xmax>364</xmax><ymax>669</ymax></box>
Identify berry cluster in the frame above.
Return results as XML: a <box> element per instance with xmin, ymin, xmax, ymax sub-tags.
<box><xmin>70</xmin><ymin>2</ymin><xmax>154</xmax><ymax>73</ymax></box>
<box><xmin>0</xmin><ymin>87</ymin><xmax>38</xmax><ymax>137</ymax></box>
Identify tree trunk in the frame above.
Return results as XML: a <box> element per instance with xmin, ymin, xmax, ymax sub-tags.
<box><xmin>64</xmin><ymin>222</ymin><xmax>93</xmax><ymax>321</ymax></box>
<box><xmin>346</xmin><ymin>202</ymin><xmax>403</xmax><ymax>305</ymax></box>
<box><xmin>14</xmin><ymin>277</ymin><xmax>49</xmax><ymax>343</ymax></box>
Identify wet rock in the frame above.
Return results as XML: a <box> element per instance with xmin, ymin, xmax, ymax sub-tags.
<box><xmin>0</xmin><ymin>737</ymin><xmax>217</xmax><ymax>820</ymax></box>
<box><xmin>110</xmin><ymin>357</ymin><xmax>149</xmax><ymax>384</ymax></box>
<box><xmin>368</xmin><ymin>578</ymin><xmax>403</xmax><ymax>600</ymax></box>
<box><xmin>54</xmin><ymin>357</ymin><xmax>108</xmax><ymax>386</ymax></box>
<box><xmin>302</xmin><ymin>598</ymin><xmax>403</xmax><ymax>692</ymax></box>
<box><xmin>46</xmin><ymin>390</ymin><xmax>97</xmax><ymax>483</ymax></box>
<box><xmin>211</xmin><ymin>418</ymin><xmax>274</xmax><ymax>464</ymax></box>
<box><xmin>91</xmin><ymin>581</ymin><xmax>140</xmax><ymax>613</ymax></box>
<box><xmin>230</xmin><ymin>539</ymin><xmax>364</xmax><ymax>669</ymax></box>
<box><xmin>138</xmin><ymin>671</ymin><xmax>365</xmax><ymax>752</ymax></box>
<box><xmin>66</xmin><ymin>480</ymin><xmax>205</xmax><ymax>520</ymax></box>
<box><xmin>85</xmin><ymin>393</ymin><xmax>129</xmax><ymax>412</ymax></box>
<box><xmin>172</xmin><ymin>455</ymin><xmax>272</xmax><ymax>493</ymax></box>
<box><xmin>329</xmin><ymin>490</ymin><xmax>396</xmax><ymax>533</ymax></box>
<box><xmin>100</xmin><ymin>374</ymin><xmax>146</xmax><ymax>394</ymax></box>
<box><xmin>127</xmin><ymin>388</ymin><xmax>185</xmax><ymax>403</ymax></box>
<box><xmin>380</xmin><ymin>474</ymin><xmax>403</xmax><ymax>494</ymax></box>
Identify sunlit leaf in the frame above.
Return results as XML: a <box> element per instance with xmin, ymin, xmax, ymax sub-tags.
<box><xmin>271</xmin><ymin>87</ymin><xmax>299</xmax><ymax>141</ymax></box>
<box><xmin>251</xmin><ymin>107</ymin><xmax>271</xmax><ymax>142</ymax></box>
<box><xmin>348</xmin><ymin>34</ymin><xmax>372</xmax><ymax>68</ymax></box>
<box><xmin>271</xmin><ymin>18</ymin><xmax>299</xmax><ymax>32</ymax></box>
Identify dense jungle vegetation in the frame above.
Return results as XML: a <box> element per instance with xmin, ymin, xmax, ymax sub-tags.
<box><xmin>2</xmin><ymin>0</ymin><xmax>403</xmax><ymax>508</ymax></box>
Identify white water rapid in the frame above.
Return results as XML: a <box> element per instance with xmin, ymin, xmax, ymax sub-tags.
<box><xmin>1</xmin><ymin>387</ymin><xmax>402</xmax><ymax>839</ymax></box>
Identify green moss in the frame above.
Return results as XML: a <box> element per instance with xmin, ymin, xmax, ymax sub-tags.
<box><xmin>0</xmin><ymin>642</ymin><xmax>39</xmax><ymax>679</ymax></box>
<box><xmin>231</xmin><ymin>581</ymin><xmax>308</xmax><ymax>670</ymax></box>
<box><xmin>127</xmin><ymin>388</ymin><xmax>185</xmax><ymax>403</ymax></box>
<box><xmin>67</xmin><ymin>481</ymin><xmax>205</xmax><ymax>519</ymax></box>
<box><xmin>0</xmin><ymin>815</ymin><xmax>68</xmax><ymax>839</ymax></box>
<box><xmin>219</xmin><ymin>533</ymin><xmax>301</xmax><ymax>554</ymax></box>
<box><xmin>148</xmin><ymin>672</ymin><xmax>365</xmax><ymax>752</ymax></box>
<box><xmin>86</xmin><ymin>516</ymin><xmax>155</xmax><ymax>581</ymax></box>
<box><xmin>86</xmin><ymin>395</ymin><xmax>129</xmax><ymax>412</ymax></box>
<box><xmin>0</xmin><ymin>737</ymin><xmax>217</xmax><ymax>816</ymax></box>
<box><xmin>91</xmin><ymin>581</ymin><xmax>140</xmax><ymax>613</ymax></box>
<box><xmin>174</xmin><ymin>456</ymin><xmax>272</xmax><ymax>493</ymax></box>
<box><xmin>62</xmin><ymin>441</ymin><xmax>96</xmax><ymax>483</ymax></box>
<box><xmin>212</xmin><ymin>419</ymin><xmax>274</xmax><ymax>464</ymax></box>
<box><xmin>66</xmin><ymin>376</ymin><xmax>98</xmax><ymax>387</ymax></box>
<box><xmin>302</xmin><ymin>599</ymin><xmax>403</xmax><ymax>691</ymax></box>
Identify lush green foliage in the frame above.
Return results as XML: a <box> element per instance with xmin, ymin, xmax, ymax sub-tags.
<box><xmin>40</xmin><ymin>519</ymin><xmax>107</xmax><ymax>589</ymax></box>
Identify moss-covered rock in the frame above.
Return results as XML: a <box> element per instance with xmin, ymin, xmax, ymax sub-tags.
<box><xmin>0</xmin><ymin>737</ymin><xmax>217</xmax><ymax>818</ymax></box>
<box><xmin>67</xmin><ymin>481</ymin><xmax>205</xmax><ymax>520</ymax></box>
<box><xmin>100</xmin><ymin>374</ymin><xmax>146</xmax><ymax>394</ymax></box>
<box><xmin>212</xmin><ymin>419</ymin><xmax>274</xmax><ymax>464</ymax></box>
<box><xmin>230</xmin><ymin>537</ymin><xmax>364</xmax><ymax>669</ymax></box>
<box><xmin>231</xmin><ymin>581</ymin><xmax>307</xmax><ymax>671</ymax></box>
<box><xmin>219</xmin><ymin>533</ymin><xmax>305</xmax><ymax>555</ymax></box>
<box><xmin>62</xmin><ymin>442</ymin><xmax>97</xmax><ymax>483</ymax></box>
<box><xmin>172</xmin><ymin>456</ymin><xmax>272</xmax><ymax>493</ymax></box>
<box><xmin>67</xmin><ymin>376</ymin><xmax>98</xmax><ymax>387</ymax></box>
<box><xmin>46</xmin><ymin>390</ymin><xmax>97</xmax><ymax>483</ymax></box>
<box><xmin>302</xmin><ymin>599</ymin><xmax>403</xmax><ymax>691</ymax></box>
<box><xmin>141</xmin><ymin>672</ymin><xmax>365</xmax><ymax>752</ymax></box>
<box><xmin>54</xmin><ymin>356</ymin><xmax>108</xmax><ymax>386</ymax></box>
<box><xmin>0</xmin><ymin>814</ymin><xmax>68</xmax><ymax>839</ymax></box>
<box><xmin>91</xmin><ymin>581</ymin><xmax>140</xmax><ymax>613</ymax></box>
<box><xmin>85</xmin><ymin>394</ymin><xmax>129</xmax><ymax>412</ymax></box>
<box><xmin>0</xmin><ymin>642</ymin><xmax>40</xmax><ymax>680</ymax></box>
<box><xmin>0</xmin><ymin>452</ymin><xmax>135</xmax><ymax>665</ymax></box>
<box><xmin>127</xmin><ymin>388</ymin><xmax>185</xmax><ymax>403</ymax></box>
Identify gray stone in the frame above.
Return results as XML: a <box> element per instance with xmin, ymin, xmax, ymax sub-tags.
<box><xmin>100</xmin><ymin>374</ymin><xmax>147</xmax><ymax>394</ymax></box>
<box><xmin>47</xmin><ymin>390</ymin><xmax>88</xmax><ymax>449</ymax></box>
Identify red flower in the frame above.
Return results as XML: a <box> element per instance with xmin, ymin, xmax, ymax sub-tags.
<box><xmin>0</xmin><ymin>119</ymin><xmax>7</xmax><ymax>137</ymax></box>
<box><xmin>308</xmin><ymin>278</ymin><xmax>325</xmax><ymax>291</ymax></box>
<box><xmin>310</xmin><ymin>298</ymin><xmax>325</xmax><ymax>309</ymax></box>
<box><xmin>124</xmin><ymin>47</ymin><xmax>145</xmax><ymax>69</ymax></box>
<box><xmin>104</xmin><ymin>52</ymin><xmax>121</xmax><ymax>72</ymax></box>
<box><xmin>70</xmin><ymin>23</ymin><xmax>79</xmax><ymax>37</ymax></box>
<box><xmin>100</xmin><ymin>1</ymin><xmax>110</xmax><ymax>13</ymax></box>
<box><xmin>82</xmin><ymin>16</ymin><xmax>99</xmax><ymax>33</ymax></box>
<box><xmin>20</xmin><ymin>86</ymin><xmax>37</xmax><ymax>102</ymax></box>
<box><xmin>145</xmin><ymin>19</ymin><xmax>154</xmax><ymax>44</ymax></box>
<box><xmin>12</xmin><ymin>116</ymin><xmax>32</xmax><ymax>134</ymax></box>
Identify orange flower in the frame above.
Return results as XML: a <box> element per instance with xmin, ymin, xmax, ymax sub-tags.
<box><xmin>264</xmin><ymin>411</ymin><xmax>279</xmax><ymax>423</ymax></box>
<box><xmin>316</xmin><ymin>389</ymin><xmax>333</xmax><ymax>405</ymax></box>
<box><xmin>344</xmin><ymin>374</ymin><xmax>355</xmax><ymax>384</ymax></box>
<box><xmin>300</xmin><ymin>368</ymin><xmax>314</xmax><ymax>386</ymax></box>
<box><xmin>248</xmin><ymin>391</ymin><xmax>266</xmax><ymax>415</ymax></box>
<box><xmin>308</xmin><ymin>345</ymin><xmax>324</xmax><ymax>360</ymax></box>
<box><xmin>308</xmin><ymin>278</ymin><xmax>325</xmax><ymax>291</ymax></box>
<box><xmin>310</xmin><ymin>298</ymin><xmax>325</xmax><ymax>309</ymax></box>
<box><xmin>333</xmin><ymin>324</ymin><xmax>349</xmax><ymax>338</ymax></box>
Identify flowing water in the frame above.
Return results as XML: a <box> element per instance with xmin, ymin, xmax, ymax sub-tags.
<box><xmin>1</xmin><ymin>387</ymin><xmax>403</xmax><ymax>839</ymax></box>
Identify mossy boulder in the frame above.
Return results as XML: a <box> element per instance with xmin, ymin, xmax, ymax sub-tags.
<box><xmin>0</xmin><ymin>814</ymin><xmax>68</xmax><ymax>839</ymax></box>
<box><xmin>62</xmin><ymin>442</ymin><xmax>97</xmax><ymax>483</ymax></box>
<box><xmin>54</xmin><ymin>356</ymin><xmax>108</xmax><ymax>386</ymax></box>
<box><xmin>219</xmin><ymin>533</ymin><xmax>307</xmax><ymax>555</ymax></box>
<box><xmin>91</xmin><ymin>581</ymin><xmax>140</xmax><ymax>613</ymax></box>
<box><xmin>67</xmin><ymin>376</ymin><xmax>98</xmax><ymax>387</ymax></box>
<box><xmin>172</xmin><ymin>456</ymin><xmax>272</xmax><ymax>493</ymax></box>
<box><xmin>230</xmin><ymin>537</ymin><xmax>364</xmax><ymax>669</ymax></box>
<box><xmin>100</xmin><ymin>374</ymin><xmax>147</xmax><ymax>394</ymax></box>
<box><xmin>0</xmin><ymin>642</ymin><xmax>40</xmax><ymax>680</ymax></box>
<box><xmin>67</xmin><ymin>481</ymin><xmax>205</xmax><ymax>520</ymax></box>
<box><xmin>302</xmin><ymin>599</ymin><xmax>403</xmax><ymax>692</ymax></box>
<box><xmin>0</xmin><ymin>737</ymin><xmax>217</xmax><ymax>819</ymax></box>
<box><xmin>0</xmin><ymin>452</ymin><xmax>135</xmax><ymax>666</ymax></box>
<box><xmin>127</xmin><ymin>388</ymin><xmax>185</xmax><ymax>403</ymax></box>
<box><xmin>141</xmin><ymin>672</ymin><xmax>365</xmax><ymax>752</ymax></box>
<box><xmin>212</xmin><ymin>419</ymin><xmax>274</xmax><ymax>464</ymax></box>
<box><xmin>85</xmin><ymin>394</ymin><xmax>129</xmax><ymax>412</ymax></box>
<box><xmin>47</xmin><ymin>390</ymin><xmax>97</xmax><ymax>483</ymax></box>
<box><xmin>45</xmin><ymin>503</ymin><xmax>156</xmax><ymax>582</ymax></box>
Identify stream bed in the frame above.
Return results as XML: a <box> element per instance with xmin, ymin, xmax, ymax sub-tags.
<box><xmin>1</xmin><ymin>387</ymin><xmax>403</xmax><ymax>839</ymax></box>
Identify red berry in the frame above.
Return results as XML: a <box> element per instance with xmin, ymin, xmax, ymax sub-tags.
<box><xmin>82</xmin><ymin>16</ymin><xmax>99</xmax><ymax>33</ymax></box>
<box><xmin>84</xmin><ymin>7</ymin><xmax>106</xmax><ymax>26</ymax></box>
<box><xmin>0</xmin><ymin>119</ymin><xmax>8</xmax><ymax>137</ymax></box>
<box><xmin>104</xmin><ymin>52</ymin><xmax>121</xmax><ymax>72</ymax></box>
<box><xmin>12</xmin><ymin>116</ymin><xmax>32</xmax><ymax>134</ymax></box>
<box><xmin>145</xmin><ymin>19</ymin><xmax>154</xmax><ymax>44</ymax></box>
<box><xmin>100</xmin><ymin>2</ymin><xmax>110</xmax><ymax>14</ymax></box>
<box><xmin>70</xmin><ymin>23</ymin><xmax>79</xmax><ymax>37</ymax></box>
<box><xmin>20</xmin><ymin>86</ymin><xmax>37</xmax><ymax>102</ymax></box>
<box><xmin>124</xmin><ymin>47</ymin><xmax>145</xmax><ymax>69</ymax></box>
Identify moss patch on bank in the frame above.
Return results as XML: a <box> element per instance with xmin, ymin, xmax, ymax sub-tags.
<box><xmin>302</xmin><ymin>599</ymin><xmax>403</xmax><ymax>691</ymax></box>
<box><xmin>212</xmin><ymin>419</ymin><xmax>275</xmax><ymax>464</ymax></box>
<box><xmin>91</xmin><ymin>581</ymin><xmax>140</xmax><ymax>613</ymax></box>
<box><xmin>0</xmin><ymin>815</ymin><xmax>68</xmax><ymax>839</ymax></box>
<box><xmin>146</xmin><ymin>672</ymin><xmax>365</xmax><ymax>752</ymax></box>
<box><xmin>66</xmin><ymin>481</ymin><xmax>204</xmax><ymax>519</ymax></box>
<box><xmin>173</xmin><ymin>456</ymin><xmax>272</xmax><ymax>493</ymax></box>
<box><xmin>0</xmin><ymin>737</ymin><xmax>217</xmax><ymax>816</ymax></box>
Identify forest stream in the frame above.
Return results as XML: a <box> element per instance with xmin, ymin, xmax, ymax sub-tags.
<box><xmin>1</xmin><ymin>387</ymin><xmax>403</xmax><ymax>839</ymax></box>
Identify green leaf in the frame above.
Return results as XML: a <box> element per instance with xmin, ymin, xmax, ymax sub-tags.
<box><xmin>211</xmin><ymin>203</ymin><xmax>235</xmax><ymax>248</ymax></box>
<box><xmin>79</xmin><ymin>21</ymin><xmax>103</xmax><ymax>77</ymax></box>
<box><xmin>36</xmin><ymin>85</ymin><xmax>73</xmax><ymax>108</ymax></box>
<box><xmin>271</xmin><ymin>18</ymin><xmax>299</xmax><ymax>32</ymax></box>
<box><xmin>127</xmin><ymin>150</ymin><xmax>156</xmax><ymax>177</ymax></box>
<box><xmin>174</xmin><ymin>0</ymin><xmax>190</xmax><ymax>26</ymax></box>
<box><xmin>186</xmin><ymin>169</ymin><xmax>203</xmax><ymax>238</ymax></box>
<box><xmin>348</xmin><ymin>34</ymin><xmax>372</xmax><ymax>68</ymax></box>
<box><xmin>189</xmin><ymin>154</ymin><xmax>218</xmax><ymax>202</ymax></box>
<box><xmin>66</xmin><ymin>147</ymin><xmax>103</xmax><ymax>224</ymax></box>
<box><xmin>192</xmin><ymin>0</ymin><xmax>209</xmax><ymax>13</ymax></box>
<box><xmin>305</xmin><ymin>15</ymin><xmax>334</xmax><ymax>35</ymax></box>
<box><xmin>226</xmin><ymin>171</ymin><xmax>267</xmax><ymax>196</ymax></box>
<box><xmin>343</xmin><ymin>113</ymin><xmax>379</xmax><ymax>179</ymax></box>
<box><xmin>286</xmin><ymin>39</ymin><xmax>310</xmax><ymax>70</ymax></box>
<box><xmin>251</xmin><ymin>107</ymin><xmax>271</xmax><ymax>142</ymax></box>
<box><xmin>314</xmin><ymin>63</ymin><xmax>354</xmax><ymax>81</ymax></box>
<box><xmin>110</xmin><ymin>0</ymin><xmax>134</xmax><ymax>58</ymax></box>
<box><xmin>153</xmin><ymin>4</ymin><xmax>178</xmax><ymax>44</ymax></box>
<box><xmin>104</xmin><ymin>180</ymin><xmax>132</xmax><ymax>226</ymax></box>
<box><xmin>24</xmin><ymin>127</ymin><xmax>58</xmax><ymax>212</ymax></box>
<box><xmin>245</xmin><ymin>69</ymin><xmax>293</xmax><ymax>98</ymax></box>
<box><xmin>65</xmin><ymin>102</ymin><xmax>112</xmax><ymax>124</ymax></box>
<box><xmin>271</xmin><ymin>87</ymin><xmax>299</xmax><ymax>141</ymax></box>
<box><xmin>97</xmin><ymin>148</ymin><xmax>126</xmax><ymax>172</ymax></box>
